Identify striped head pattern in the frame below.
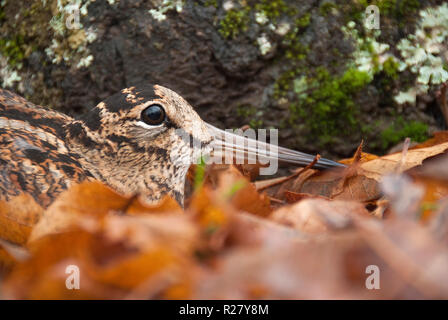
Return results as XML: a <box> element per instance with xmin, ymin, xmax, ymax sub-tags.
<box><xmin>65</xmin><ymin>85</ymin><xmax>212</xmax><ymax>206</ymax></box>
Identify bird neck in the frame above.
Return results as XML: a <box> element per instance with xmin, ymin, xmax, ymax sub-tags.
<box><xmin>64</xmin><ymin>120</ymin><xmax>186</xmax><ymax>207</ymax></box>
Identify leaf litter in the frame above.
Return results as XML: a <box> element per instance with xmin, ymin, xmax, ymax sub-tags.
<box><xmin>1</xmin><ymin>132</ymin><xmax>448</xmax><ymax>299</ymax></box>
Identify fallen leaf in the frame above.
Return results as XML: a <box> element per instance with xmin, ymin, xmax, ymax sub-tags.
<box><xmin>0</xmin><ymin>194</ymin><xmax>43</xmax><ymax>245</ymax></box>
<box><xmin>339</xmin><ymin>152</ymin><xmax>379</xmax><ymax>164</ymax></box>
<box><xmin>264</xmin><ymin>168</ymin><xmax>381</xmax><ymax>202</ymax></box>
<box><xmin>270</xmin><ymin>198</ymin><xmax>370</xmax><ymax>234</ymax></box>
<box><xmin>200</xmin><ymin>165</ymin><xmax>272</xmax><ymax>217</ymax></box>
<box><xmin>284</xmin><ymin>191</ymin><xmax>331</xmax><ymax>203</ymax></box>
<box><xmin>0</xmin><ymin>238</ymin><xmax>30</xmax><ymax>271</ymax></box>
<box><xmin>410</xmin><ymin>131</ymin><xmax>448</xmax><ymax>150</ymax></box>
<box><xmin>354</xmin><ymin>215</ymin><xmax>448</xmax><ymax>297</ymax></box>
<box><xmin>4</xmin><ymin>214</ymin><xmax>198</xmax><ymax>299</ymax></box>
<box><xmin>29</xmin><ymin>181</ymin><xmax>181</xmax><ymax>242</ymax></box>
<box><xmin>361</xmin><ymin>142</ymin><xmax>448</xmax><ymax>181</ymax></box>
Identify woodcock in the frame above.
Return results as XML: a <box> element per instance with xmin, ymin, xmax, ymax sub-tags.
<box><xmin>0</xmin><ymin>85</ymin><xmax>343</xmax><ymax>208</ymax></box>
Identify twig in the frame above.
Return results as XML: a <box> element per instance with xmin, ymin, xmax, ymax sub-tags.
<box><xmin>437</xmin><ymin>82</ymin><xmax>448</xmax><ymax>127</ymax></box>
<box><xmin>330</xmin><ymin>141</ymin><xmax>363</xmax><ymax>198</ymax></box>
<box><xmin>395</xmin><ymin>137</ymin><xmax>410</xmax><ymax>174</ymax></box>
<box><xmin>256</xmin><ymin>154</ymin><xmax>321</xmax><ymax>191</ymax></box>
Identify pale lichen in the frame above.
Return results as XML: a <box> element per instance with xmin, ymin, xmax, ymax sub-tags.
<box><xmin>394</xmin><ymin>3</ymin><xmax>448</xmax><ymax>104</ymax></box>
<box><xmin>223</xmin><ymin>1</ymin><xmax>234</xmax><ymax>11</ymax></box>
<box><xmin>342</xmin><ymin>21</ymin><xmax>390</xmax><ymax>79</ymax></box>
<box><xmin>149</xmin><ymin>0</ymin><xmax>183</xmax><ymax>22</ymax></box>
<box><xmin>0</xmin><ymin>54</ymin><xmax>22</xmax><ymax>87</ymax></box>
<box><xmin>275</xmin><ymin>22</ymin><xmax>290</xmax><ymax>36</ymax></box>
<box><xmin>342</xmin><ymin>4</ymin><xmax>448</xmax><ymax>106</ymax></box>
<box><xmin>0</xmin><ymin>0</ymin><xmax>121</xmax><ymax>91</ymax></box>
<box><xmin>257</xmin><ymin>34</ymin><xmax>272</xmax><ymax>55</ymax></box>
<box><xmin>44</xmin><ymin>0</ymin><xmax>98</xmax><ymax>69</ymax></box>
<box><xmin>255</xmin><ymin>11</ymin><xmax>268</xmax><ymax>25</ymax></box>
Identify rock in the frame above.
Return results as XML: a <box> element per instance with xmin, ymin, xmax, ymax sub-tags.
<box><xmin>0</xmin><ymin>0</ymin><xmax>446</xmax><ymax>157</ymax></box>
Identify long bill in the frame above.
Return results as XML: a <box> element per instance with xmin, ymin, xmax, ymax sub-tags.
<box><xmin>206</xmin><ymin>124</ymin><xmax>345</xmax><ymax>170</ymax></box>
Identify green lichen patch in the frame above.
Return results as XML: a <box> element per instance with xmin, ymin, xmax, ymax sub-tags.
<box><xmin>219</xmin><ymin>7</ymin><xmax>251</xmax><ymax>39</ymax></box>
<box><xmin>0</xmin><ymin>4</ymin><xmax>5</xmax><ymax>22</ymax></box>
<box><xmin>359</xmin><ymin>0</ymin><xmax>420</xmax><ymax>18</ymax></box>
<box><xmin>380</xmin><ymin>117</ymin><xmax>429</xmax><ymax>149</ymax></box>
<box><xmin>282</xmin><ymin>15</ymin><xmax>310</xmax><ymax>61</ymax></box>
<box><xmin>319</xmin><ymin>2</ymin><xmax>338</xmax><ymax>17</ymax></box>
<box><xmin>287</xmin><ymin>67</ymin><xmax>372</xmax><ymax>146</ymax></box>
<box><xmin>0</xmin><ymin>0</ymin><xmax>101</xmax><ymax>106</ymax></box>
<box><xmin>254</xmin><ymin>0</ymin><xmax>290</xmax><ymax>21</ymax></box>
<box><xmin>0</xmin><ymin>1</ymin><xmax>54</xmax><ymax>87</ymax></box>
<box><xmin>382</xmin><ymin>56</ymin><xmax>399</xmax><ymax>79</ymax></box>
<box><xmin>394</xmin><ymin>3</ymin><xmax>448</xmax><ymax>105</ymax></box>
<box><xmin>203</xmin><ymin>0</ymin><xmax>218</xmax><ymax>8</ymax></box>
<box><xmin>149</xmin><ymin>0</ymin><xmax>183</xmax><ymax>21</ymax></box>
<box><xmin>236</xmin><ymin>104</ymin><xmax>264</xmax><ymax>129</ymax></box>
<box><xmin>0</xmin><ymin>35</ymin><xmax>27</xmax><ymax>69</ymax></box>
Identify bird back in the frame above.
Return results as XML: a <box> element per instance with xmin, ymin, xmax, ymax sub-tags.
<box><xmin>0</xmin><ymin>89</ymin><xmax>91</xmax><ymax>207</ymax></box>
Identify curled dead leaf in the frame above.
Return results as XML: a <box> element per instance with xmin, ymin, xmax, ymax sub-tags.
<box><xmin>270</xmin><ymin>198</ymin><xmax>370</xmax><ymax>234</ymax></box>
<box><xmin>29</xmin><ymin>181</ymin><xmax>181</xmax><ymax>242</ymax></box>
<box><xmin>361</xmin><ymin>142</ymin><xmax>448</xmax><ymax>181</ymax></box>
<box><xmin>0</xmin><ymin>194</ymin><xmax>43</xmax><ymax>245</ymax></box>
<box><xmin>4</xmin><ymin>213</ymin><xmax>198</xmax><ymax>299</ymax></box>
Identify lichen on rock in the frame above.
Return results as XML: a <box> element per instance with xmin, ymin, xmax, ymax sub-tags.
<box><xmin>394</xmin><ymin>3</ymin><xmax>448</xmax><ymax>105</ymax></box>
<box><xmin>0</xmin><ymin>0</ymin><xmax>446</xmax><ymax>157</ymax></box>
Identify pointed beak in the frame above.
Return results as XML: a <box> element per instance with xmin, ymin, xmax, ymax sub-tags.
<box><xmin>206</xmin><ymin>123</ymin><xmax>345</xmax><ymax>170</ymax></box>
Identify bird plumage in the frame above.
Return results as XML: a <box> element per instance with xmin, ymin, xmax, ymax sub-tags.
<box><xmin>0</xmin><ymin>88</ymin><xmax>90</xmax><ymax>207</ymax></box>
<box><xmin>0</xmin><ymin>85</ymin><xmax>211</xmax><ymax>207</ymax></box>
<box><xmin>0</xmin><ymin>84</ymin><xmax>343</xmax><ymax>209</ymax></box>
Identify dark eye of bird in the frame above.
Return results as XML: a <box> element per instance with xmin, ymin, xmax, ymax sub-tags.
<box><xmin>141</xmin><ymin>104</ymin><xmax>166</xmax><ymax>126</ymax></box>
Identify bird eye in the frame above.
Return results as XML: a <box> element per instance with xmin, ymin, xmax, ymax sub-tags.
<box><xmin>141</xmin><ymin>104</ymin><xmax>166</xmax><ymax>126</ymax></box>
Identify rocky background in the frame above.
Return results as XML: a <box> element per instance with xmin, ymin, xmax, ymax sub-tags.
<box><xmin>1</xmin><ymin>0</ymin><xmax>447</xmax><ymax>158</ymax></box>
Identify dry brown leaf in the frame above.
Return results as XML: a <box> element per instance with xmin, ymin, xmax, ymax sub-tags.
<box><xmin>234</xmin><ymin>163</ymin><xmax>264</xmax><ymax>181</ymax></box>
<box><xmin>416</xmin><ymin>178</ymin><xmax>448</xmax><ymax>220</ymax></box>
<box><xmin>409</xmin><ymin>153</ymin><xmax>448</xmax><ymax>183</ymax></box>
<box><xmin>405</xmin><ymin>153</ymin><xmax>448</xmax><ymax>220</ymax></box>
<box><xmin>354</xmin><ymin>216</ymin><xmax>448</xmax><ymax>297</ymax></box>
<box><xmin>284</xmin><ymin>191</ymin><xmax>331</xmax><ymax>203</ymax></box>
<box><xmin>254</xmin><ymin>175</ymin><xmax>293</xmax><ymax>191</ymax></box>
<box><xmin>199</xmin><ymin>165</ymin><xmax>272</xmax><ymax>217</ymax></box>
<box><xmin>264</xmin><ymin>168</ymin><xmax>380</xmax><ymax>202</ymax></box>
<box><xmin>263</xmin><ymin>140</ymin><xmax>447</xmax><ymax>205</ymax></box>
<box><xmin>187</xmin><ymin>186</ymin><xmax>234</xmax><ymax>253</ymax></box>
<box><xmin>0</xmin><ymin>194</ymin><xmax>43</xmax><ymax>245</ymax></box>
<box><xmin>0</xmin><ymin>245</ymin><xmax>17</xmax><ymax>271</ymax></box>
<box><xmin>29</xmin><ymin>181</ymin><xmax>181</xmax><ymax>242</ymax></box>
<box><xmin>302</xmin><ymin>171</ymin><xmax>380</xmax><ymax>201</ymax></box>
<box><xmin>194</xmin><ymin>228</ymin><xmax>405</xmax><ymax>299</ymax></box>
<box><xmin>361</xmin><ymin>142</ymin><xmax>448</xmax><ymax>181</ymax></box>
<box><xmin>5</xmin><ymin>130</ymin><xmax>448</xmax><ymax>299</ymax></box>
<box><xmin>270</xmin><ymin>198</ymin><xmax>370</xmax><ymax>234</ymax></box>
<box><xmin>217</xmin><ymin>165</ymin><xmax>272</xmax><ymax>216</ymax></box>
<box><xmin>339</xmin><ymin>152</ymin><xmax>379</xmax><ymax>164</ymax></box>
<box><xmin>125</xmin><ymin>196</ymin><xmax>182</xmax><ymax>216</ymax></box>
<box><xmin>4</xmin><ymin>214</ymin><xmax>198</xmax><ymax>299</ymax></box>
<box><xmin>262</xmin><ymin>169</ymin><xmax>318</xmax><ymax>199</ymax></box>
<box><xmin>410</xmin><ymin>131</ymin><xmax>448</xmax><ymax>150</ymax></box>
<box><xmin>0</xmin><ymin>239</ymin><xmax>30</xmax><ymax>271</ymax></box>
<box><xmin>258</xmin><ymin>143</ymin><xmax>381</xmax><ymax>203</ymax></box>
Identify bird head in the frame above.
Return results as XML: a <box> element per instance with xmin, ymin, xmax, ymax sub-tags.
<box><xmin>66</xmin><ymin>84</ymin><xmax>344</xmax><ymax>207</ymax></box>
<box><xmin>65</xmin><ymin>85</ymin><xmax>212</xmax><ymax>206</ymax></box>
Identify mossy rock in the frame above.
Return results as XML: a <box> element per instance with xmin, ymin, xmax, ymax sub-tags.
<box><xmin>0</xmin><ymin>0</ymin><xmax>445</xmax><ymax>158</ymax></box>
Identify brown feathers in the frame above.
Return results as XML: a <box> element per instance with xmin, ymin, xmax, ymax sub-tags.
<box><xmin>0</xmin><ymin>85</ymin><xmax>212</xmax><ymax>207</ymax></box>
